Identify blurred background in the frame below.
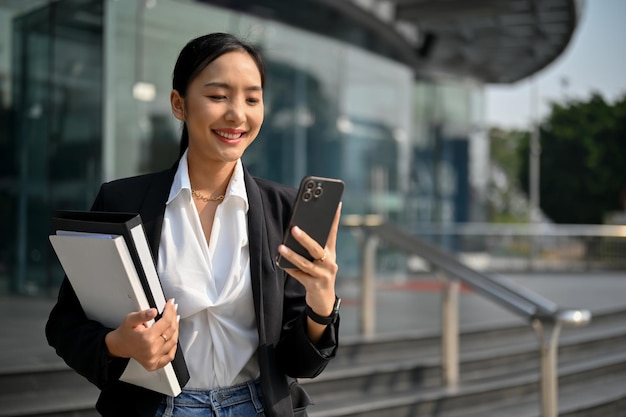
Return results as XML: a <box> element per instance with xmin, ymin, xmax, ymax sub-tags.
<box><xmin>487</xmin><ymin>0</ymin><xmax>626</xmax><ymax>130</ymax></box>
<box><xmin>1</xmin><ymin>0</ymin><xmax>623</xmax><ymax>298</ymax></box>
<box><xmin>0</xmin><ymin>0</ymin><xmax>625</xmax><ymax>416</ymax></box>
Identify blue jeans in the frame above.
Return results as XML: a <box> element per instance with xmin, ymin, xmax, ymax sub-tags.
<box><xmin>156</xmin><ymin>380</ymin><xmax>265</xmax><ymax>417</ymax></box>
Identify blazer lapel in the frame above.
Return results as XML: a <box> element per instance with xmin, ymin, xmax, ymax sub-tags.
<box><xmin>244</xmin><ymin>170</ymin><xmax>268</xmax><ymax>342</ymax></box>
<box><xmin>139</xmin><ymin>163</ymin><xmax>178</xmax><ymax>260</ymax></box>
<box><xmin>244</xmin><ymin>169</ymin><xmax>293</xmax><ymax>417</ymax></box>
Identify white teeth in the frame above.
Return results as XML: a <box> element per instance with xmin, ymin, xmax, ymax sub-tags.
<box><xmin>215</xmin><ymin>130</ymin><xmax>243</xmax><ymax>139</ymax></box>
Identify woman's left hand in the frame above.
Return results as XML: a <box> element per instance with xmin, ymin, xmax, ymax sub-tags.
<box><xmin>278</xmin><ymin>203</ymin><xmax>342</xmax><ymax>340</ymax></box>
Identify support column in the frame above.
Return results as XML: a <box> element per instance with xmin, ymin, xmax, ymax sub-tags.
<box><xmin>441</xmin><ymin>273</ymin><xmax>460</xmax><ymax>388</ymax></box>
<box><xmin>533</xmin><ymin>318</ymin><xmax>562</xmax><ymax>417</ymax></box>
<box><xmin>360</xmin><ymin>235</ymin><xmax>378</xmax><ymax>337</ymax></box>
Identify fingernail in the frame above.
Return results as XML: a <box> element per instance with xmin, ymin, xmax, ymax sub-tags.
<box><xmin>174</xmin><ymin>303</ymin><xmax>179</xmax><ymax>311</ymax></box>
<box><xmin>176</xmin><ymin>315</ymin><xmax>181</xmax><ymax>323</ymax></box>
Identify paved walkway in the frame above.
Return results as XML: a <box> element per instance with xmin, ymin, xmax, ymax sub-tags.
<box><xmin>1</xmin><ymin>271</ymin><xmax>625</xmax><ymax>373</ymax></box>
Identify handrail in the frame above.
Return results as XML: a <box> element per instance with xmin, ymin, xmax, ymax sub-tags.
<box><xmin>411</xmin><ymin>221</ymin><xmax>626</xmax><ymax>237</ymax></box>
<box><xmin>372</xmin><ymin>222</ymin><xmax>556</xmax><ymax>319</ymax></box>
<box><xmin>342</xmin><ymin>215</ymin><xmax>591</xmax><ymax>417</ymax></box>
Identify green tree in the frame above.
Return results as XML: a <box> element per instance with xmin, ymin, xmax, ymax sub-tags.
<box><xmin>488</xmin><ymin>127</ymin><xmax>530</xmax><ymax>222</ymax></box>
<box><xmin>518</xmin><ymin>93</ymin><xmax>626</xmax><ymax>224</ymax></box>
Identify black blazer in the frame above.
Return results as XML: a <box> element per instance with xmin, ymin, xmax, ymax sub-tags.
<box><xmin>46</xmin><ymin>161</ymin><xmax>339</xmax><ymax>417</ymax></box>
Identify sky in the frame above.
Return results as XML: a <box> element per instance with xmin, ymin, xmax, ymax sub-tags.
<box><xmin>484</xmin><ymin>0</ymin><xmax>626</xmax><ymax>129</ymax></box>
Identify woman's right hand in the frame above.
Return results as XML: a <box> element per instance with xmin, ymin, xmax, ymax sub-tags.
<box><xmin>104</xmin><ymin>298</ymin><xmax>179</xmax><ymax>372</ymax></box>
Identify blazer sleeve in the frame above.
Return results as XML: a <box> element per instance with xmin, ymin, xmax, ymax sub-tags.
<box><xmin>276</xmin><ymin>276</ymin><xmax>340</xmax><ymax>378</ymax></box>
<box><xmin>45</xmin><ymin>184</ymin><xmax>130</xmax><ymax>390</ymax></box>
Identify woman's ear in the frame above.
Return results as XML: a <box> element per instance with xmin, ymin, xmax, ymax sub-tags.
<box><xmin>170</xmin><ymin>90</ymin><xmax>185</xmax><ymax>121</ymax></box>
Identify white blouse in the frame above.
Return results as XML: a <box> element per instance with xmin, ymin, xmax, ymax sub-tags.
<box><xmin>157</xmin><ymin>152</ymin><xmax>259</xmax><ymax>389</ymax></box>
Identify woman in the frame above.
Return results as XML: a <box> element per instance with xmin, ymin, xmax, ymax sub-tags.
<box><xmin>46</xmin><ymin>32</ymin><xmax>341</xmax><ymax>417</ymax></box>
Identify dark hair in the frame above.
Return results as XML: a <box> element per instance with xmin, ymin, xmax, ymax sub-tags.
<box><xmin>173</xmin><ymin>33</ymin><xmax>266</xmax><ymax>157</ymax></box>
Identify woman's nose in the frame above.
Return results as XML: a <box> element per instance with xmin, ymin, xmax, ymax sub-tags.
<box><xmin>225</xmin><ymin>99</ymin><xmax>245</xmax><ymax>123</ymax></box>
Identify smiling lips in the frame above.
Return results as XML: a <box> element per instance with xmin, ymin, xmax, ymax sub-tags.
<box><xmin>214</xmin><ymin>129</ymin><xmax>245</xmax><ymax>141</ymax></box>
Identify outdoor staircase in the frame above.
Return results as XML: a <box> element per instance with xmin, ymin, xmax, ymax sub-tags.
<box><xmin>1</xmin><ymin>308</ymin><xmax>625</xmax><ymax>417</ymax></box>
<box><xmin>302</xmin><ymin>306</ymin><xmax>626</xmax><ymax>417</ymax></box>
<box><xmin>0</xmin><ymin>360</ymin><xmax>99</xmax><ymax>417</ymax></box>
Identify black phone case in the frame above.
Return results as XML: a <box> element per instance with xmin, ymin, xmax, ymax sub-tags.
<box><xmin>277</xmin><ymin>176</ymin><xmax>345</xmax><ymax>269</ymax></box>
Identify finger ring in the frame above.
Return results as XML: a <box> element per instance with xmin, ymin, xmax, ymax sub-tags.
<box><xmin>161</xmin><ymin>334</ymin><xmax>168</xmax><ymax>342</ymax></box>
<box><xmin>316</xmin><ymin>253</ymin><xmax>327</xmax><ymax>263</ymax></box>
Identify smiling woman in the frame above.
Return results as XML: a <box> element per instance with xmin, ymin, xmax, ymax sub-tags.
<box><xmin>46</xmin><ymin>32</ymin><xmax>342</xmax><ymax>417</ymax></box>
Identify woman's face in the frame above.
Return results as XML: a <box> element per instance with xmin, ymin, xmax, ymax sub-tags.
<box><xmin>172</xmin><ymin>50</ymin><xmax>264</xmax><ymax>164</ymax></box>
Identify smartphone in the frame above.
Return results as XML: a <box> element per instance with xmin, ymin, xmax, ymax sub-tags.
<box><xmin>277</xmin><ymin>176</ymin><xmax>345</xmax><ymax>269</ymax></box>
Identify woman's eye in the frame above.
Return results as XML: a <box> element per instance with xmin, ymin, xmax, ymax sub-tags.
<box><xmin>208</xmin><ymin>95</ymin><xmax>226</xmax><ymax>100</ymax></box>
<box><xmin>247</xmin><ymin>98</ymin><xmax>260</xmax><ymax>104</ymax></box>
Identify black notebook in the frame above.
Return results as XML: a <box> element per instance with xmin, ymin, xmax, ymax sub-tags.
<box><xmin>49</xmin><ymin>210</ymin><xmax>189</xmax><ymax>396</ymax></box>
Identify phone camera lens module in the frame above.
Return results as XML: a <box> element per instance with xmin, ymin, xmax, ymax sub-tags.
<box><xmin>305</xmin><ymin>180</ymin><xmax>315</xmax><ymax>190</ymax></box>
<box><xmin>303</xmin><ymin>191</ymin><xmax>312</xmax><ymax>202</ymax></box>
<box><xmin>313</xmin><ymin>186</ymin><xmax>323</xmax><ymax>198</ymax></box>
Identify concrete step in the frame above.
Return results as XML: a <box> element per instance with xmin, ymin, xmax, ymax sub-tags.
<box><xmin>0</xmin><ymin>365</ymin><xmax>99</xmax><ymax>417</ymax></box>
<box><xmin>303</xmin><ymin>309</ymin><xmax>626</xmax><ymax>398</ymax></box>
<box><xmin>307</xmin><ymin>350</ymin><xmax>626</xmax><ymax>417</ymax></box>
<box><xmin>304</xmin><ymin>308</ymin><xmax>626</xmax><ymax>417</ymax></box>
<box><xmin>332</xmin><ymin>306</ymin><xmax>626</xmax><ymax>369</ymax></box>
<box><xmin>445</xmin><ymin>369</ymin><xmax>626</xmax><ymax>417</ymax></box>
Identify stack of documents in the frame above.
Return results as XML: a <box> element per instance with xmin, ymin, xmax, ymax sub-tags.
<box><xmin>49</xmin><ymin>210</ymin><xmax>189</xmax><ymax>396</ymax></box>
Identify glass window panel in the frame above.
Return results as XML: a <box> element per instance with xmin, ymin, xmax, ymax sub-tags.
<box><xmin>0</xmin><ymin>0</ymin><xmax>489</xmax><ymax>294</ymax></box>
<box><xmin>2</xmin><ymin>0</ymin><xmax>103</xmax><ymax>296</ymax></box>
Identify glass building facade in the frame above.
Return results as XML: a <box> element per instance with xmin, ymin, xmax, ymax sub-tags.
<box><xmin>0</xmin><ymin>0</ymin><xmax>487</xmax><ymax>297</ymax></box>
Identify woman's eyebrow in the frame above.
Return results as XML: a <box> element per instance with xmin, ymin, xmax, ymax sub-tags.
<box><xmin>203</xmin><ymin>81</ymin><xmax>262</xmax><ymax>91</ymax></box>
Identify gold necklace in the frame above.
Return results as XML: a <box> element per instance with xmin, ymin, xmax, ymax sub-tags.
<box><xmin>191</xmin><ymin>189</ymin><xmax>225</xmax><ymax>202</ymax></box>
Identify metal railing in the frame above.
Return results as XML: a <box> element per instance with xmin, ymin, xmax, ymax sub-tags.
<box><xmin>342</xmin><ymin>215</ymin><xmax>592</xmax><ymax>417</ymax></box>
<box><xmin>411</xmin><ymin>222</ymin><xmax>626</xmax><ymax>272</ymax></box>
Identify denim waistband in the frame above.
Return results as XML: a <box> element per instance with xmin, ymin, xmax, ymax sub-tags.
<box><xmin>162</xmin><ymin>379</ymin><xmax>264</xmax><ymax>412</ymax></box>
